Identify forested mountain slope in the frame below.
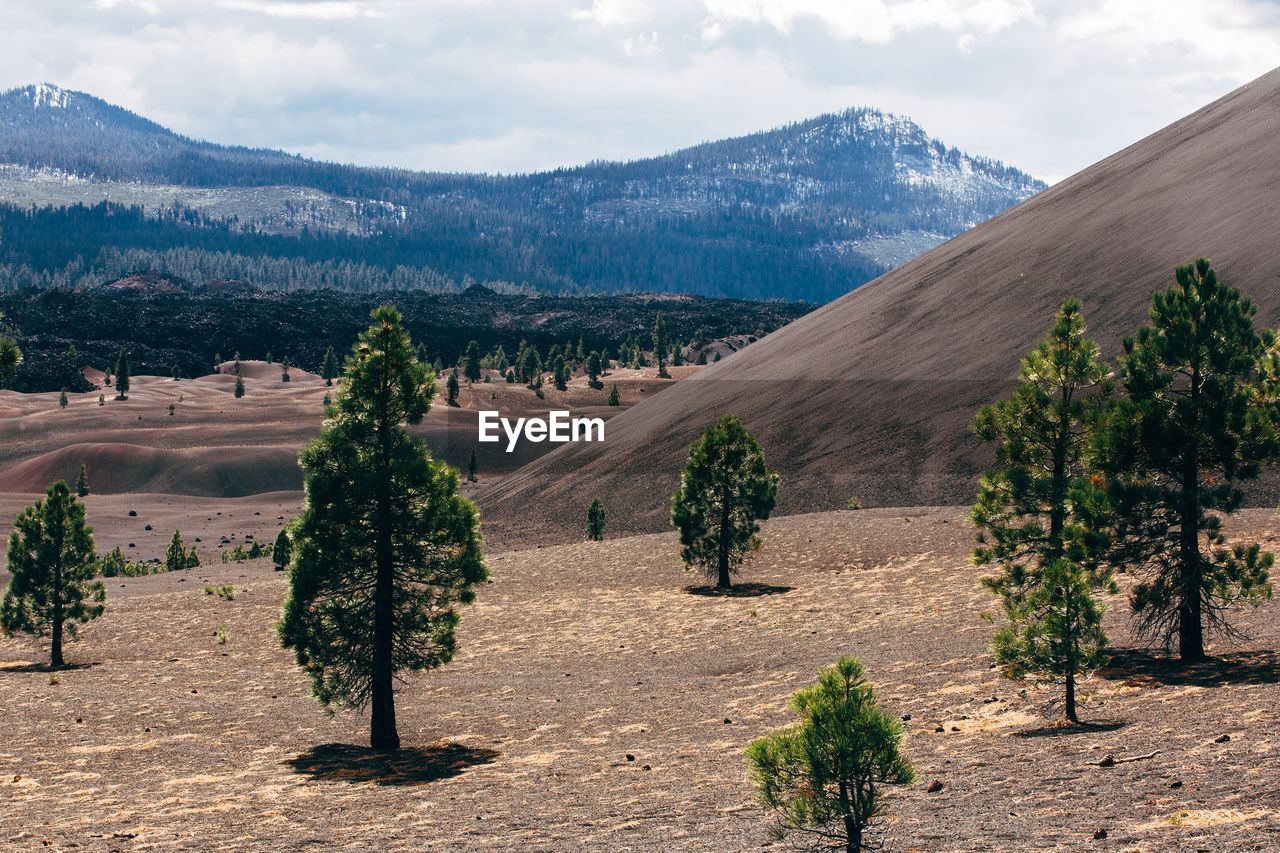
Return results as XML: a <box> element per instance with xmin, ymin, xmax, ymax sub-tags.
<box><xmin>0</xmin><ymin>83</ymin><xmax>1042</xmax><ymax>302</ymax></box>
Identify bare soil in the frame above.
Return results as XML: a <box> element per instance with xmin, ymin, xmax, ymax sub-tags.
<box><xmin>2</xmin><ymin>506</ymin><xmax>1276</xmax><ymax>852</ymax></box>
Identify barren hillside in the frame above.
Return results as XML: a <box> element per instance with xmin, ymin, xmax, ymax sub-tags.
<box><xmin>479</xmin><ymin>66</ymin><xmax>1280</xmax><ymax>546</ymax></box>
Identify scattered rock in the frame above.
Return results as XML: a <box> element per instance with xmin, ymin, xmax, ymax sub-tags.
<box><xmin>926</xmin><ymin>780</ymin><xmax>943</xmax><ymax>793</ymax></box>
<box><xmin>626</xmin><ymin>754</ymin><xmax>635</xmax><ymax>762</ymax></box>
<box><xmin>127</xmin><ymin>510</ymin><xmax>137</xmax><ymax>517</ymax></box>
<box><xmin>642</xmin><ymin>764</ymin><xmax>651</xmax><ymax>770</ymax></box>
<box><xmin>951</xmin><ymin>726</ymin><xmax>960</xmax><ymax>732</ymax></box>
<box><xmin>901</xmin><ymin>714</ymin><xmax>912</xmax><ymax>721</ymax></box>
<box><xmin>723</xmin><ymin>718</ymin><xmax>732</xmax><ymax>724</ymax></box>
<box><xmin>1097</xmin><ymin>754</ymin><xmax>1115</xmax><ymax>767</ymax></box>
<box><xmin>1093</xmin><ymin>828</ymin><xmax>1107</xmax><ymax>839</ymax></box>
<box><xmin>935</xmin><ymin>726</ymin><xmax>944</xmax><ymax>733</ymax></box>
<box><xmin>1170</xmin><ymin>780</ymin><xmax>1183</xmax><ymax>789</ymax></box>
<box><xmin>1214</xmin><ymin>734</ymin><xmax>1231</xmax><ymax>743</ymax></box>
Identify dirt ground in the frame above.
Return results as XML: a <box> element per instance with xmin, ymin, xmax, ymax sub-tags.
<box><xmin>1</xmin><ymin>506</ymin><xmax>1277</xmax><ymax>852</ymax></box>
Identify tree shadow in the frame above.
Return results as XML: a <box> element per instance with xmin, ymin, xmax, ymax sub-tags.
<box><xmin>1096</xmin><ymin>648</ymin><xmax>1280</xmax><ymax>688</ymax></box>
<box><xmin>286</xmin><ymin>742</ymin><xmax>499</xmax><ymax>786</ymax></box>
<box><xmin>684</xmin><ymin>583</ymin><xmax>794</xmax><ymax>598</ymax></box>
<box><xmin>1011</xmin><ymin>719</ymin><xmax>1126</xmax><ymax>739</ymax></box>
<box><xmin>0</xmin><ymin>661</ymin><xmax>97</xmax><ymax>674</ymax></box>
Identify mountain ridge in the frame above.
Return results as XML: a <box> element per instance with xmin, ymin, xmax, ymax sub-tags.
<box><xmin>0</xmin><ymin>83</ymin><xmax>1043</xmax><ymax>302</ymax></box>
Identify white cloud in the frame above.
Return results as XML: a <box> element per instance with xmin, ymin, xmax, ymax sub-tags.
<box><xmin>571</xmin><ymin>0</ymin><xmax>655</xmax><ymax>28</ymax></box>
<box><xmin>217</xmin><ymin>1</ymin><xmax>388</xmax><ymax>20</ymax></box>
<box><xmin>699</xmin><ymin>0</ymin><xmax>1035</xmax><ymax>43</ymax></box>
<box><xmin>90</xmin><ymin>0</ymin><xmax>160</xmax><ymax>12</ymax></box>
<box><xmin>1</xmin><ymin>0</ymin><xmax>1278</xmax><ymax>183</ymax></box>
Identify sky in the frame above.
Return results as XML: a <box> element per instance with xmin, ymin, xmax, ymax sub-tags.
<box><xmin>1</xmin><ymin>0</ymin><xmax>1278</xmax><ymax>183</ymax></box>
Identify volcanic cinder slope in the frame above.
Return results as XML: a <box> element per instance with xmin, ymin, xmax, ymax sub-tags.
<box><xmin>479</xmin><ymin>66</ymin><xmax>1280</xmax><ymax>546</ymax></box>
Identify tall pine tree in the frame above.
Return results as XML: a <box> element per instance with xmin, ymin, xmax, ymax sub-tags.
<box><xmin>463</xmin><ymin>340</ymin><xmax>482</xmax><ymax>384</ymax></box>
<box><xmin>1101</xmin><ymin>258</ymin><xmax>1278</xmax><ymax>661</ymax></box>
<box><xmin>321</xmin><ymin>345</ymin><xmax>340</xmax><ymax>386</ymax></box>
<box><xmin>114</xmin><ymin>349</ymin><xmax>130</xmax><ymax>400</ymax></box>
<box><xmin>970</xmin><ymin>299</ymin><xmax>1115</xmax><ymax>721</ymax></box>
<box><xmin>1</xmin><ymin>482</ymin><xmax>104</xmax><ymax>667</ymax></box>
<box><xmin>586</xmin><ymin>498</ymin><xmax>606</xmax><ymax>541</ymax></box>
<box><xmin>165</xmin><ymin>530</ymin><xmax>187</xmax><ymax>573</ymax></box>
<box><xmin>278</xmin><ymin>306</ymin><xmax>487</xmax><ymax>750</ymax></box>
<box><xmin>671</xmin><ymin>415</ymin><xmax>778</xmax><ymax>589</ymax></box>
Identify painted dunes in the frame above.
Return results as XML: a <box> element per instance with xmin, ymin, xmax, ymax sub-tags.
<box><xmin>0</xmin><ymin>443</ymin><xmax>302</xmax><ymax>496</ymax></box>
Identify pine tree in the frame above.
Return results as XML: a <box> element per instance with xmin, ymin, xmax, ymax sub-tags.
<box><xmin>586</xmin><ymin>351</ymin><xmax>603</xmax><ymax>387</ymax></box>
<box><xmin>552</xmin><ymin>354</ymin><xmax>567</xmax><ymax>390</ymax></box>
<box><xmin>1</xmin><ymin>482</ymin><xmax>104</xmax><ymax>668</ymax></box>
<box><xmin>281</xmin><ymin>356</ymin><xmax>291</xmax><ymax>382</ymax></box>
<box><xmin>214</xmin><ymin>352</ymin><xmax>222</xmax><ymax>374</ymax></box>
<box><xmin>266</xmin><ymin>352</ymin><xmax>274</xmax><ymax>364</ymax></box>
<box><xmin>59</xmin><ymin>389</ymin><xmax>68</xmax><ymax>409</ymax></box>
<box><xmin>586</xmin><ymin>498</ymin><xmax>605</xmax><ymax>541</ymax></box>
<box><xmin>1101</xmin><ymin>258</ymin><xmax>1278</xmax><ymax>661</ymax></box>
<box><xmin>0</xmin><ymin>334</ymin><xmax>21</xmax><ymax>388</ymax></box>
<box><xmin>447</xmin><ymin>369</ymin><xmax>460</xmax><ymax>405</ymax></box>
<box><xmin>172</xmin><ymin>363</ymin><xmax>182</xmax><ymax>381</ymax></box>
<box><xmin>671</xmin><ymin>415</ymin><xmax>779</xmax><ymax>589</ymax></box>
<box><xmin>518</xmin><ymin>346</ymin><xmax>541</xmax><ymax>387</ymax></box>
<box><xmin>505</xmin><ymin>368</ymin><xmax>516</xmax><ymax>384</ymax></box>
<box><xmin>168</xmin><ymin>402</ymin><xmax>175</xmax><ymax>416</ymax></box>
<box><xmin>607</xmin><ymin>384</ymin><xmax>620</xmax><ymax>406</ymax></box>
<box><xmin>321</xmin><ymin>345</ymin><xmax>339</xmax><ymax>386</ymax></box>
<box><xmin>234</xmin><ymin>372</ymin><xmax>245</xmax><ymax>398</ymax></box>
<box><xmin>165</xmin><ymin>530</ymin><xmax>187</xmax><ymax>573</ymax></box>
<box><xmin>75</xmin><ymin>463</ymin><xmax>89</xmax><ymax>497</ymax></box>
<box><xmin>463</xmin><ymin>340</ymin><xmax>482</xmax><ymax>384</ymax></box>
<box><xmin>114</xmin><ymin>348</ymin><xmax>130</xmax><ymax>399</ymax></box>
<box><xmin>672</xmin><ymin>342</ymin><xmax>683</xmax><ymax>367</ymax></box>
<box><xmin>992</xmin><ymin>560</ymin><xmax>1109</xmax><ymax>720</ymax></box>
<box><xmin>970</xmin><ymin>299</ymin><xmax>1115</xmax><ymax>721</ymax></box>
<box><xmin>576</xmin><ymin>338</ymin><xmax>585</xmax><ymax>362</ymax></box>
<box><xmin>97</xmin><ymin>393</ymin><xmax>104</xmax><ymax>406</ymax></box>
<box><xmin>186</xmin><ymin>547</ymin><xmax>199</xmax><ymax>568</ymax></box>
<box><xmin>745</xmin><ymin>657</ymin><xmax>916</xmax><ymax>853</ymax></box>
<box><xmin>696</xmin><ymin>349</ymin><xmax>708</xmax><ymax>365</ymax></box>
<box><xmin>273</xmin><ymin>529</ymin><xmax>291</xmax><ymax>571</ymax></box>
<box><xmin>99</xmin><ymin>546</ymin><xmax>126</xmax><ymax>577</ymax></box>
<box><xmin>468</xmin><ymin>448</ymin><xmax>478</xmax><ymax>482</ymax></box>
<box><xmin>279</xmin><ymin>306</ymin><xmax>487</xmax><ymax>750</ymax></box>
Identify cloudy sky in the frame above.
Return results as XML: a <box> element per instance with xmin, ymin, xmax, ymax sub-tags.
<box><xmin>1</xmin><ymin>0</ymin><xmax>1277</xmax><ymax>182</ymax></box>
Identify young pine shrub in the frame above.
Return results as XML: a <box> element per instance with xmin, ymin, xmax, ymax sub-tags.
<box><xmin>746</xmin><ymin>657</ymin><xmax>915</xmax><ymax>853</ymax></box>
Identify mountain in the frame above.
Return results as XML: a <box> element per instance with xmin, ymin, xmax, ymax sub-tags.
<box><xmin>0</xmin><ymin>83</ymin><xmax>1042</xmax><ymax>302</ymax></box>
<box><xmin>476</xmin><ymin>66</ymin><xmax>1280</xmax><ymax>547</ymax></box>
